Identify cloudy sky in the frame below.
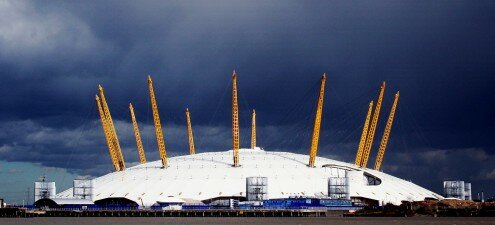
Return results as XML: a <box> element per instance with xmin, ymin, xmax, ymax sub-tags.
<box><xmin>0</xmin><ymin>1</ymin><xmax>494</xmax><ymax>204</ymax></box>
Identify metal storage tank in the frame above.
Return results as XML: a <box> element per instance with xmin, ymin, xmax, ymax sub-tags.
<box><xmin>246</xmin><ymin>177</ymin><xmax>268</xmax><ymax>201</ymax></box>
<box><xmin>443</xmin><ymin>181</ymin><xmax>465</xmax><ymax>199</ymax></box>
<box><xmin>328</xmin><ymin>172</ymin><xmax>350</xmax><ymax>200</ymax></box>
<box><xmin>464</xmin><ymin>183</ymin><xmax>472</xmax><ymax>200</ymax></box>
<box><xmin>34</xmin><ymin>181</ymin><xmax>56</xmax><ymax>202</ymax></box>
<box><xmin>73</xmin><ymin>179</ymin><xmax>94</xmax><ymax>200</ymax></box>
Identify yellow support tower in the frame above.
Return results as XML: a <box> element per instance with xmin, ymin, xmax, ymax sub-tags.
<box><xmin>185</xmin><ymin>108</ymin><xmax>196</xmax><ymax>155</ymax></box>
<box><xmin>148</xmin><ymin>76</ymin><xmax>168</xmax><ymax>168</ymax></box>
<box><xmin>98</xmin><ymin>85</ymin><xmax>125</xmax><ymax>170</ymax></box>
<box><xmin>360</xmin><ymin>82</ymin><xmax>386</xmax><ymax>168</ymax></box>
<box><xmin>232</xmin><ymin>71</ymin><xmax>240</xmax><ymax>167</ymax></box>
<box><xmin>251</xmin><ymin>109</ymin><xmax>256</xmax><ymax>149</ymax></box>
<box><xmin>308</xmin><ymin>74</ymin><xmax>327</xmax><ymax>168</ymax></box>
<box><xmin>96</xmin><ymin>95</ymin><xmax>120</xmax><ymax>171</ymax></box>
<box><xmin>129</xmin><ymin>103</ymin><xmax>147</xmax><ymax>164</ymax></box>
<box><xmin>374</xmin><ymin>91</ymin><xmax>400</xmax><ymax>171</ymax></box>
<box><xmin>355</xmin><ymin>101</ymin><xmax>374</xmax><ymax>166</ymax></box>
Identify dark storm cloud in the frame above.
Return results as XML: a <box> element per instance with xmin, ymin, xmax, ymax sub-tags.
<box><xmin>0</xmin><ymin>0</ymin><xmax>494</xmax><ymax>198</ymax></box>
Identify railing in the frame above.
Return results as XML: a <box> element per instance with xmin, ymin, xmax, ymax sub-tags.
<box><xmin>18</xmin><ymin>204</ymin><xmax>362</xmax><ymax>212</ymax></box>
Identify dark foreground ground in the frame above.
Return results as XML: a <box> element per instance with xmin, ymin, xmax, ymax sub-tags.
<box><xmin>1</xmin><ymin>217</ymin><xmax>495</xmax><ymax>225</ymax></box>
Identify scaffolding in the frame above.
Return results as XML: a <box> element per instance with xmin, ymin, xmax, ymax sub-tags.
<box><xmin>73</xmin><ymin>179</ymin><xmax>94</xmax><ymax>200</ymax></box>
<box><xmin>34</xmin><ymin>177</ymin><xmax>56</xmax><ymax>202</ymax></box>
<box><xmin>328</xmin><ymin>171</ymin><xmax>350</xmax><ymax>200</ymax></box>
<box><xmin>443</xmin><ymin>181</ymin><xmax>465</xmax><ymax>199</ymax></box>
<box><xmin>246</xmin><ymin>177</ymin><xmax>268</xmax><ymax>201</ymax></box>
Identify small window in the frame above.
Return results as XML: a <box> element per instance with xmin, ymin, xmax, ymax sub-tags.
<box><xmin>363</xmin><ymin>172</ymin><xmax>382</xmax><ymax>185</ymax></box>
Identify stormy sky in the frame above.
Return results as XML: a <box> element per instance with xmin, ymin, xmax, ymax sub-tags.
<box><xmin>0</xmin><ymin>1</ymin><xmax>494</xmax><ymax>203</ymax></box>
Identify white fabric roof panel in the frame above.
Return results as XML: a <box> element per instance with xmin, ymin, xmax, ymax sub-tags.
<box><xmin>56</xmin><ymin>148</ymin><xmax>442</xmax><ymax>206</ymax></box>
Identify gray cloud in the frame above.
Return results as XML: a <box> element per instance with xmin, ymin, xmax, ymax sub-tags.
<box><xmin>0</xmin><ymin>118</ymin><xmax>235</xmax><ymax>175</ymax></box>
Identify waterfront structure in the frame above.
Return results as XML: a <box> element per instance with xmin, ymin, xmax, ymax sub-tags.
<box><xmin>43</xmin><ymin>72</ymin><xmax>442</xmax><ymax>208</ymax></box>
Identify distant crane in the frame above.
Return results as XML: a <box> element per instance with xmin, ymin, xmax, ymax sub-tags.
<box><xmin>96</xmin><ymin>95</ymin><xmax>120</xmax><ymax>171</ymax></box>
<box><xmin>185</xmin><ymin>108</ymin><xmax>196</xmax><ymax>155</ymax></box>
<box><xmin>148</xmin><ymin>76</ymin><xmax>168</xmax><ymax>168</ymax></box>
<box><xmin>251</xmin><ymin>109</ymin><xmax>256</xmax><ymax>149</ymax></box>
<box><xmin>374</xmin><ymin>91</ymin><xmax>400</xmax><ymax>171</ymax></box>
<box><xmin>129</xmin><ymin>103</ymin><xmax>147</xmax><ymax>164</ymax></box>
<box><xmin>232</xmin><ymin>71</ymin><xmax>240</xmax><ymax>167</ymax></box>
<box><xmin>308</xmin><ymin>74</ymin><xmax>327</xmax><ymax>168</ymax></box>
<box><xmin>360</xmin><ymin>82</ymin><xmax>386</xmax><ymax>168</ymax></box>
<box><xmin>355</xmin><ymin>101</ymin><xmax>374</xmax><ymax>166</ymax></box>
<box><xmin>97</xmin><ymin>85</ymin><xmax>125</xmax><ymax>171</ymax></box>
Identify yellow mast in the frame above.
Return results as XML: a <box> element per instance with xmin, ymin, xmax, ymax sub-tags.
<box><xmin>129</xmin><ymin>103</ymin><xmax>147</xmax><ymax>164</ymax></box>
<box><xmin>232</xmin><ymin>71</ymin><xmax>240</xmax><ymax>167</ymax></box>
<box><xmin>251</xmin><ymin>109</ymin><xmax>256</xmax><ymax>149</ymax></box>
<box><xmin>355</xmin><ymin>101</ymin><xmax>374</xmax><ymax>166</ymax></box>
<box><xmin>98</xmin><ymin>85</ymin><xmax>125</xmax><ymax>170</ymax></box>
<box><xmin>360</xmin><ymin>82</ymin><xmax>386</xmax><ymax>168</ymax></box>
<box><xmin>148</xmin><ymin>76</ymin><xmax>168</xmax><ymax>168</ymax></box>
<box><xmin>308</xmin><ymin>74</ymin><xmax>327</xmax><ymax>167</ymax></box>
<box><xmin>374</xmin><ymin>91</ymin><xmax>400</xmax><ymax>171</ymax></box>
<box><xmin>96</xmin><ymin>95</ymin><xmax>120</xmax><ymax>171</ymax></box>
<box><xmin>185</xmin><ymin>108</ymin><xmax>196</xmax><ymax>155</ymax></box>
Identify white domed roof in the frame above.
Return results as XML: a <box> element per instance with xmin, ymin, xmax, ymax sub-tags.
<box><xmin>57</xmin><ymin>148</ymin><xmax>442</xmax><ymax>206</ymax></box>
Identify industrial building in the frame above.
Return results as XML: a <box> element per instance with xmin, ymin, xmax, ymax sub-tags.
<box><xmin>35</xmin><ymin>72</ymin><xmax>444</xmax><ymax>210</ymax></box>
